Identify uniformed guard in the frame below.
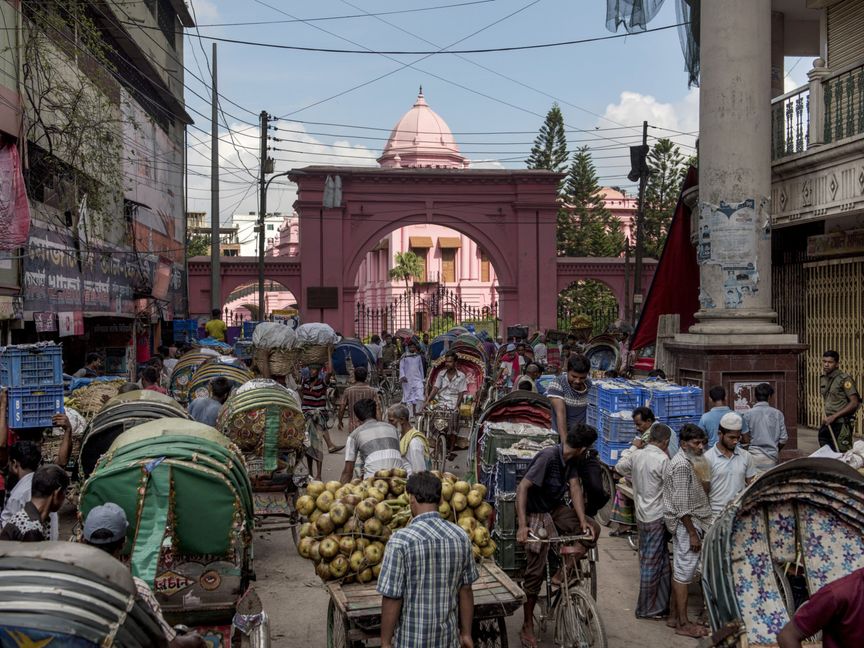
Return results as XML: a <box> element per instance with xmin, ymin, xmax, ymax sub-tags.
<box><xmin>819</xmin><ymin>350</ymin><xmax>861</xmax><ymax>452</ymax></box>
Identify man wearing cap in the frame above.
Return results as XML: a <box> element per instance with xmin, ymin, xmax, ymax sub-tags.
<box><xmin>704</xmin><ymin>412</ymin><xmax>756</xmax><ymax>514</ymax></box>
<box><xmin>83</xmin><ymin>503</ymin><xmax>206</xmax><ymax>648</ymax></box>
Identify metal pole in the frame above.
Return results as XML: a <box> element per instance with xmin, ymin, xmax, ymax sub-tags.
<box><xmin>633</xmin><ymin>120</ymin><xmax>648</xmax><ymax>323</ymax></box>
<box><xmin>257</xmin><ymin>110</ymin><xmax>268</xmax><ymax>321</ymax></box>
<box><xmin>210</xmin><ymin>43</ymin><xmax>220</xmax><ymax>312</ymax></box>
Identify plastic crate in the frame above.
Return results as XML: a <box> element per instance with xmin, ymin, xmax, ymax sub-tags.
<box><xmin>172</xmin><ymin>319</ymin><xmax>199</xmax><ymax>344</ymax></box>
<box><xmin>478</xmin><ymin>467</ymin><xmax>496</xmax><ymax>503</ymax></box>
<box><xmin>597</xmin><ymin>411</ymin><xmax>640</xmax><ymax>444</ymax></box>
<box><xmin>8</xmin><ymin>385</ymin><xmax>64</xmax><ymax>428</ymax></box>
<box><xmin>233</xmin><ymin>340</ymin><xmax>254</xmax><ymax>360</ymax></box>
<box><xmin>493</xmin><ymin>493</ymin><xmax>516</xmax><ymax>534</ymax></box>
<box><xmin>591</xmin><ymin>380</ymin><xmax>644</xmax><ymax>413</ymax></box>
<box><xmin>494</xmin><ymin>449</ymin><xmax>534</xmax><ymax>493</ymax></box>
<box><xmin>242</xmin><ymin>320</ymin><xmax>260</xmax><ymax>338</ymax></box>
<box><xmin>663</xmin><ymin>414</ymin><xmax>701</xmax><ymax>433</ymax></box>
<box><xmin>642</xmin><ymin>385</ymin><xmax>703</xmax><ymax>419</ymax></box>
<box><xmin>493</xmin><ymin>531</ymin><xmax>526</xmax><ymax>577</ymax></box>
<box><xmin>0</xmin><ymin>345</ymin><xmax>63</xmax><ymax>387</ymax></box>
<box><xmin>596</xmin><ymin>438</ymin><xmax>631</xmax><ymax>467</ymax></box>
<box><xmin>587</xmin><ymin>405</ymin><xmax>597</xmax><ymax>428</ymax></box>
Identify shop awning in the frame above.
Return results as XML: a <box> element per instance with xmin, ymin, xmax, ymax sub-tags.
<box><xmin>409</xmin><ymin>236</ymin><xmax>433</xmax><ymax>248</ymax></box>
<box><xmin>438</xmin><ymin>237</ymin><xmax>462</xmax><ymax>249</ymax></box>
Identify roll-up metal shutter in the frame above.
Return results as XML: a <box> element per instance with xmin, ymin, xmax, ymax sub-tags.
<box><xmin>827</xmin><ymin>0</ymin><xmax>864</xmax><ymax>70</ymax></box>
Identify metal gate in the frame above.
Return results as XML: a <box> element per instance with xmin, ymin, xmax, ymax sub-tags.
<box><xmin>803</xmin><ymin>257</ymin><xmax>864</xmax><ymax>431</ymax></box>
<box><xmin>355</xmin><ymin>285</ymin><xmax>498</xmax><ymax>339</ymax></box>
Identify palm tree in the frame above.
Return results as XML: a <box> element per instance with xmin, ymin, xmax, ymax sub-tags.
<box><xmin>389</xmin><ymin>251</ymin><xmax>425</xmax><ymax>292</ymax></box>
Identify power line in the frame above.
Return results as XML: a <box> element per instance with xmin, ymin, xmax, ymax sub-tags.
<box><xmin>179</xmin><ymin>21</ymin><xmax>686</xmax><ymax>55</ymax></box>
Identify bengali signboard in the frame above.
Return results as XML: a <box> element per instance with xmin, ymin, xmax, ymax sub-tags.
<box><xmin>807</xmin><ymin>228</ymin><xmax>864</xmax><ymax>258</ymax></box>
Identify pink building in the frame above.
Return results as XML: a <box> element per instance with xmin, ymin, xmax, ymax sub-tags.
<box><xmin>599</xmin><ymin>187</ymin><xmax>637</xmax><ymax>246</ymax></box>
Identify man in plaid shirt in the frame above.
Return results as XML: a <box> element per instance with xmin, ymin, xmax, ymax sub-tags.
<box><xmin>377</xmin><ymin>472</ymin><xmax>478</xmax><ymax>648</ymax></box>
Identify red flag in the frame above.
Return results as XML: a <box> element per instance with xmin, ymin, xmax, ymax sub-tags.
<box><xmin>0</xmin><ymin>144</ymin><xmax>30</xmax><ymax>250</ymax></box>
<box><xmin>630</xmin><ymin>166</ymin><xmax>700</xmax><ymax>351</ymax></box>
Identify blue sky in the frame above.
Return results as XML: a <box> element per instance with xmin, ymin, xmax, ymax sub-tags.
<box><xmin>182</xmin><ymin>0</ymin><xmax>807</xmax><ymax>222</ymax></box>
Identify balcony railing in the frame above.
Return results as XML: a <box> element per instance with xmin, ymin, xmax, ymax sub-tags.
<box><xmin>772</xmin><ymin>85</ymin><xmax>810</xmax><ymax>160</ymax></box>
<box><xmin>772</xmin><ymin>59</ymin><xmax>864</xmax><ymax>161</ymax></box>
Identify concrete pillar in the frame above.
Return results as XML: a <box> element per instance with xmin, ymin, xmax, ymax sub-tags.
<box><xmin>771</xmin><ymin>12</ymin><xmax>785</xmax><ymax>99</ymax></box>
<box><xmin>684</xmin><ymin>0</ymin><xmax>794</xmax><ymax>343</ymax></box>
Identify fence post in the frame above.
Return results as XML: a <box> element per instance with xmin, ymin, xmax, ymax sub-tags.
<box><xmin>807</xmin><ymin>58</ymin><xmax>828</xmax><ymax>148</ymax></box>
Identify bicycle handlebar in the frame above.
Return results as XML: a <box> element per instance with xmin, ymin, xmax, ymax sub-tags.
<box><xmin>524</xmin><ymin>532</ymin><xmax>594</xmax><ymax>544</ymax></box>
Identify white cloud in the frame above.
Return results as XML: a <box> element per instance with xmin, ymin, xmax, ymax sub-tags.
<box><xmin>188</xmin><ymin>0</ymin><xmax>220</xmax><ymax>24</ymax></box>
<box><xmin>185</xmin><ymin>121</ymin><xmax>378</xmax><ymax>225</ymax></box>
<box><xmin>600</xmin><ymin>88</ymin><xmax>700</xmax><ymax>150</ymax></box>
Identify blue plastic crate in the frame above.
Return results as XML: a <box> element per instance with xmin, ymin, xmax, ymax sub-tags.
<box><xmin>8</xmin><ymin>385</ymin><xmax>64</xmax><ymax>428</ymax></box>
<box><xmin>591</xmin><ymin>380</ymin><xmax>644</xmax><ymax>413</ymax></box>
<box><xmin>494</xmin><ymin>450</ymin><xmax>533</xmax><ymax>493</ymax></box>
<box><xmin>596</xmin><ymin>438</ymin><xmax>631</xmax><ymax>467</ymax></box>
<box><xmin>663</xmin><ymin>414</ymin><xmax>701</xmax><ymax>433</ymax></box>
<box><xmin>478</xmin><ymin>466</ymin><xmax>496</xmax><ymax>503</ymax></box>
<box><xmin>587</xmin><ymin>405</ymin><xmax>597</xmax><ymax>428</ymax></box>
<box><xmin>172</xmin><ymin>319</ymin><xmax>199</xmax><ymax>343</ymax></box>
<box><xmin>596</xmin><ymin>411</ymin><xmax>640</xmax><ymax>444</ymax></box>
<box><xmin>642</xmin><ymin>385</ymin><xmax>703</xmax><ymax>419</ymax></box>
<box><xmin>243</xmin><ymin>320</ymin><xmax>260</xmax><ymax>338</ymax></box>
<box><xmin>0</xmin><ymin>345</ymin><xmax>63</xmax><ymax>387</ymax></box>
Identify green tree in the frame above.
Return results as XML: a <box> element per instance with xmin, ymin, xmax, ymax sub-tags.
<box><xmin>557</xmin><ymin>280</ymin><xmax>620</xmax><ymax>335</ymax></box>
<box><xmin>187</xmin><ymin>235</ymin><xmax>210</xmax><ymax>257</ymax></box>
<box><xmin>526</xmin><ymin>103</ymin><xmax>569</xmax><ymax>175</ymax></box>
<box><xmin>389</xmin><ymin>251</ymin><xmax>425</xmax><ymax>291</ymax></box>
<box><xmin>643</xmin><ymin>138</ymin><xmax>686</xmax><ymax>258</ymax></box>
<box><xmin>559</xmin><ymin>146</ymin><xmax>626</xmax><ymax>257</ymax></box>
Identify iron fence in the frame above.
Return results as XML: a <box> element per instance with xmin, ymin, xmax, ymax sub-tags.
<box><xmin>772</xmin><ymin>85</ymin><xmax>810</xmax><ymax>160</ymax></box>
<box><xmin>556</xmin><ymin>303</ymin><xmax>619</xmax><ymax>337</ymax></box>
<box><xmin>355</xmin><ymin>285</ymin><xmax>498</xmax><ymax>340</ymax></box>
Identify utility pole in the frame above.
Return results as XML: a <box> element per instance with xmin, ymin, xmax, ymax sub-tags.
<box><xmin>632</xmin><ymin>120</ymin><xmax>649</xmax><ymax>325</ymax></box>
<box><xmin>257</xmin><ymin>110</ymin><xmax>268</xmax><ymax>321</ymax></box>
<box><xmin>210</xmin><ymin>43</ymin><xmax>220</xmax><ymax>313</ymax></box>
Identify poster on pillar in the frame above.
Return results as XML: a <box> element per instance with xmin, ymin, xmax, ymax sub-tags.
<box><xmin>697</xmin><ymin>198</ymin><xmax>768</xmax><ymax>309</ymax></box>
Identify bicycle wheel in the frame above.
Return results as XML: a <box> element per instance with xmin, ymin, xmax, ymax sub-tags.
<box><xmin>431</xmin><ymin>434</ymin><xmax>447</xmax><ymax>473</ymax></box>
<box><xmin>554</xmin><ymin>588</ymin><xmax>607</xmax><ymax>648</ymax></box>
<box><xmin>575</xmin><ymin>556</ymin><xmax>598</xmax><ymax>602</ymax></box>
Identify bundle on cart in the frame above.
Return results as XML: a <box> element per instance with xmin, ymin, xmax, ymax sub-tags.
<box><xmin>296</xmin><ymin>471</ymin><xmax>494</xmax><ymax>584</ymax></box>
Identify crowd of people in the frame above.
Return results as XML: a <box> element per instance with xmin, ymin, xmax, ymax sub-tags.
<box><xmin>2</xmin><ymin>319</ymin><xmax>861</xmax><ymax>648</ymax></box>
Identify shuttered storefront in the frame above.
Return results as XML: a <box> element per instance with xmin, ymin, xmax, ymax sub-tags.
<box><xmin>803</xmin><ymin>257</ymin><xmax>864</xmax><ymax>431</ymax></box>
<box><xmin>827</xmin><ymin>0</ymin><xmax>864</xmax><ymax>70</ymax></box>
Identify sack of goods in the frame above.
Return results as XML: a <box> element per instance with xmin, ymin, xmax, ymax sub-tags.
<box><xmin>296</xmin><ymin>471</ymin><xmax>493</xmax><ymax>584</ymax></box>
<box><xmin>216</xmin><ymin>379</ymin><xmax>305</xmax><ymax>474</ymax></box>
<box><xmin>295</xmin><ymin>323</ymin><xmax>337</xmax><ymax>347</ymax></box>
<box><xmin>252</xmin><ymin>322</ymin><xmax>298</xmax><ymax>349</ymax></box>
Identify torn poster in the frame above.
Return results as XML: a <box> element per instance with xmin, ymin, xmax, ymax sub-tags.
<box><xmin>698</xmin><ymin>198</ymin><xmax>758</xmax><ymax>266</ymax></box>
<box><xmin>722</xmin><ymin>264</ymin><xmax>759</xmax><ymax>308</ymax></box>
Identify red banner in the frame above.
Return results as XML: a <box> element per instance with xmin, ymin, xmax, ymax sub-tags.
<box><xmin>0</xmin><ymin>144</ymin><xmax>30</xmax><ymax>250</ymax></box>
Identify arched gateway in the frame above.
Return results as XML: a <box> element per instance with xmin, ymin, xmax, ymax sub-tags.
<box><xmin>289</xmin><ymin>166</ymin><xmax>560</xmax><ymax>335</ymax></box>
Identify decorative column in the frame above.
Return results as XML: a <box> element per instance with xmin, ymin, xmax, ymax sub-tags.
<box><xmin>668</xmin><ymin>0</ymin><xmax>805</xmax><ymax>450</ymax></box>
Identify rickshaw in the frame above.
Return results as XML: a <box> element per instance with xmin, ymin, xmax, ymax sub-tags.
<box><xmin>79</xmin><ymin>419</ymin><xmax>268</xmax><ymax>647</ymax></box>
<box><xmin>78</xmin><ymin>390</ymin><xmax>189</xmax><ymax>478</ymax></box>
<box><xmin>168</xmin><ymin>351</ymin><xmax>216</xmax><ymax>403</ymax></box>
<box><xmin>584</xmin><ymin>335</ymin><xmax>621</xmax><ymax>377</ymax></box>
<box><xmin>187</xmin><ymin>359</ymin><xmax>254</xmax><ymax>401</ymax></box>
<box><xmin>702</xmin><ymin>457</ymin><xmax>864</xmax><ymax>648</ymax></box>
<box><xmin>216</xmin><ymin>379</ymin><xmax>308</xmax><ymax>544</ymax></box>
<box><xmin>0</xmin><ymin>542</ymin><xmax>170</xmax><ymax>647</ymax></box>
<box><xmin>428</xmin><ymin>331</ymin><xmax>457</xmax><ymax>362</ymax></box>
<box><xmin>418</xmin><ymin>340</ymin><xmax>488</xmax><ymax>469</ymax></box>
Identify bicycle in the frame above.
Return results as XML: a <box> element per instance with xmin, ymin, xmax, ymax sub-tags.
<box><xmin>252</xmin><ymin>447</ymin><xmax>309</xmax><ymax>547</ymax></box>
<box><xmin>526</xmin><ymin>532</ymin><xmax>607</xmax><ymax>648</ymax></box>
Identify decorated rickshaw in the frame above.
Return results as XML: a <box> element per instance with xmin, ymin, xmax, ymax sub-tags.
<box><xmin>79</xmin><ymin>419</ymin><xmax>268</xmax><ymax>647</ymax></box>
<box><xmin>168</xmin><ymin>351</ymin><xmax>217</xmax><ymax>403</ymax></box>
<box><xmin>216</xmin><ymin>379</ymin><xmax>308</xmax><ymax>542</ymax></box>
<box><xmin>427</xmin><ymin>331</ymin><xmax>457</xmax><ymax>363</ymax></box>
<box><xmin>187</xmin><ymin>358</ymin><xmax>254</xmax><ymax>401</ymax></box>
<box><xmin>0</xmin><ymin>542</ymin><xmax>171</xmax><ymax>647</ymax></box>
<box><xmin>702</xmin><ymin>457</ymin><xmax>864</xmax><ymax>648</ymax></box>
<box><xmin>78</xmin><ymin>390</ymin><xmax>189</xmax><ymax>478</ymax></box>
<box><xmin>418</xmin><ymin>340</ymin><xmax>488</xmax><ymax>469</ymax></box>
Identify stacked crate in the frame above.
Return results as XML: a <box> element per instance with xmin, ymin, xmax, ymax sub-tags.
<box><xmin>172</xmin><ymin>319</ymin><xmax>199</xmax><ymax>344</ymax></box>
<box><xmin>588</xmin><ymin>380</ymin><xmax>645</xmax><ymax>466</ymax></box>
<box><xmin>0</xmin><ymin>344</ymin><xmax>65</xmax><ymax>428</ymax></box>
<box><xmin>491</xmin><ymin>448</ymin><xmax>535</xmax><ymax>579</ymax></box>
<box><xmin>639</xmin><ymin>381</ymin><xmax>704</xmax><ymax>435</ymax></box>
<box><xmin>242</xmin><ymin>320</ymin><xmax>260</xmax><ymax>339</ymax></box>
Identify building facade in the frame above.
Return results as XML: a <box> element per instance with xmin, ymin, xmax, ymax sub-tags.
<box><xmin>232</xmin><ymin>211</ymin><xmax>287</xmax><ymax>257</ymax></box>
<box><xmin>0</xmin><ymin>0</ymin><xmax>193</xmax><ymax>371</ymax></box>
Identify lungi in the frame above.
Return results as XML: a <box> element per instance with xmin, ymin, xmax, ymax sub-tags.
<box><xmin>636</xmin><ymin>518</ymin><xmax>670</xmax><ymax>618</ymax></box>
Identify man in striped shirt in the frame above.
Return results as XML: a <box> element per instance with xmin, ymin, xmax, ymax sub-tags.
<box><xmin>340</xmin><ymin>398</ymin><xmax>407</xmax><ymax>482</ymax></box>
<box><xmin>337</xmin><ymin>366</ymin><xmax>382</xmax><ymax>433</ymax></box>
<box><xmin>378</xmin><ymin>472</ymin><xmax>478</xmax><ymax>648</ymax></box>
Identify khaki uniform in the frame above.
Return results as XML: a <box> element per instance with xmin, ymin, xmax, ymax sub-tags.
<box><xmin>820</xmin><ymin>369</ymin><xmax>859</xmax><ymax>451</ymax></box>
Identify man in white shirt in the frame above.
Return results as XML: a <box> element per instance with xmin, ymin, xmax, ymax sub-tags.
<box><xmin>365</xmin><ymin>335</ymin><xmax>383</xmax><ymax>370</ymax></box>
<box><xmin>704</xmin><ymin>412</ymin><xmax>756</xmax><ymax>514</ymax></box>
<box><xmin>1</xmin><ymin>441</ymin><xmax>59</xmax><ymax>541</ymax></box>
<box><xmin>616</xmin><ymin>423</ymin><xmax>672</xmax><ymax>619</ymax></box>
<box><xmin>424</xmin><ymin>351</ymin><xmax>467</xmax><ymax>456</ymax></box>
<box><xmin>533</xmin><ymin>335</ymin><xmax>548</xmax><ymax>366</ymax></box>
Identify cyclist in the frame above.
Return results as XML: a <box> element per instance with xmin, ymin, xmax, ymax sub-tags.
<box><xmin>424</xmin><ymin>351</ymin><xmax>467</xmax><ymax>459</ymax></box>
<box><xmin>300</xmin><ymin>363</ymin><xmax>343</xmax><ymax>479</ymax></box>
<box><xmin>515</xmin><ymin>423</ymin><xmax>600</xmax><ymax>648</ymax></box>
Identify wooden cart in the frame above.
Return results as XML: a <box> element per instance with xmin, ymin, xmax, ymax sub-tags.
<box><xmin>326</xmin><ymin>561</ymin><xmax>525</xmax><ymax>648</ymax></box>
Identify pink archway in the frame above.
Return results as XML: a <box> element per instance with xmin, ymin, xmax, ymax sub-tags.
<box><xmin>556</xmin><ymin>257</ymin><xmax>658</xmax><ymax>316</ymax></box>
<box><xmin>289</xmin><ymin>166</ymin><xmax>561</xmax><ymax>335</ymax></box>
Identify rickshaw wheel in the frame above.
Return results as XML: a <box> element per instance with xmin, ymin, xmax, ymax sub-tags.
<box><xmin>472</xmin><ymin>617</ymin><xmax>508</xmax><ymax>648</ymax></box>
<box><xmin>327</xmin><ymin>599</ymin><xmax>357</xmax><ymax>648</ymax></box>
<box><xmin>594</xmin><ymin>465</ymin><xmax>615</xmax><ymax>527</ymax></box>
<box><xmin>431</xmin><ymin>434</ymin><xmax>447</xmax><ymax>473</ymax></box>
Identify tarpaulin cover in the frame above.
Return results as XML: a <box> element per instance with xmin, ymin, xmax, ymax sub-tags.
<box><xmin>630</xmin><ymin>166</ymin><xmax>700</xmax><ymax>352</ymax></box>
<box><xmin>0</xmin><ymin>144</ymin><xmax>30</xmax><ymax>250</ymax></box>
